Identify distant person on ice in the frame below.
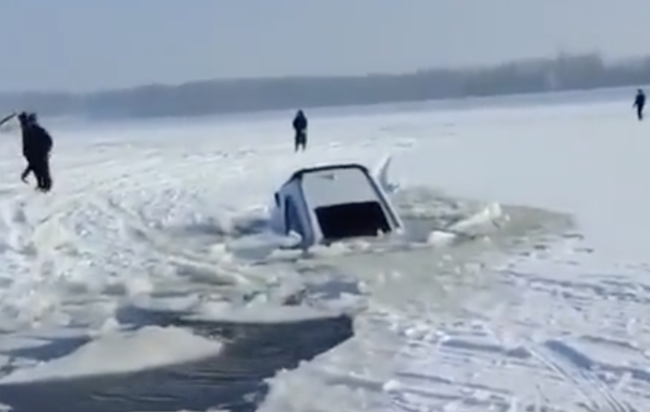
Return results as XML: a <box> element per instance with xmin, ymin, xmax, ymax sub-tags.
<box><xmin>17</xmin><ymin>112</ymin><xmax>53</xmax><ymax>192</ymax></box>
<box><xmin>634</xmin><ymin>89</ymin><xmax>646</xmax><ymax>121</ymax></box>
<box><xmin>292</xmin><ymin>109</ymin><xmax>308</xmax><ymax>152</ymax></box>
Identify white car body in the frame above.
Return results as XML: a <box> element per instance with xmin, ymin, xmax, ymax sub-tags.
<box><xmin>268</xmin><ymin>159</ymin><xmax>403</xmax><ymax>250</ymax></box>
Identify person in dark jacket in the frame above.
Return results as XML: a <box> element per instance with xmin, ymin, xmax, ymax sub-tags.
<box><xmin>17</xmin><ymin>112</ymin><xmax>53</xmax><ymax>192</ymax></box>
<box><xmin>292</xmin><ymin>110</ymin><xmax>308</xmax><ymax>152</ymax></box>
<box><xmin>634</xmin><ymin>89</ymin><xmax>646</xmax><ymax>121</ymax></box>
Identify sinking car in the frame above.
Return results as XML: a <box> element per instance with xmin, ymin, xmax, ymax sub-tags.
<box><xmin>268</xmin><ymin>160</ymin><xmax>404</xmax><ymax>250</ymax></box>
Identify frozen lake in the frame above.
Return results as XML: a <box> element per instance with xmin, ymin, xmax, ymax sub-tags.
<box><xmin>0</xmin><ymin>90</ymin><xmax>646</xmax><ymax>412</ymax></box>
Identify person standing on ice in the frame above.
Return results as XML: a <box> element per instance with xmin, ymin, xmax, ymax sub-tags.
<box><xmin>292</xmin><ymin>109</ymin><xmax>308</xmax><ymax>152</ymax></box>
<box><xmin>17</xmin><ymin>112</ymin><xmax>53</xmax><ymax>192</ymax></box>
<box><xmin>634</xmin><ymin>89</ymin><xmax>646</xmax><ymax>121</ymax></box>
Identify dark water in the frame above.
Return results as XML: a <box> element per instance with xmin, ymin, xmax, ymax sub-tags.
<box><xmin>0</xmin><ymin>307</ymin><xmax>353</xmax><ymax>412</ymax></box>
<box><xmin>0</xmin><ymin>210</ymin><xmax>361</xmax><ymax>412</ymax></box>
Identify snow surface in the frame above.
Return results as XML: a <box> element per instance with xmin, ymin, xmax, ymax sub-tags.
<box><xmin>0</xmin><ymin>96</ymin><xmax>646</xmax><ymax>411</ymax></box>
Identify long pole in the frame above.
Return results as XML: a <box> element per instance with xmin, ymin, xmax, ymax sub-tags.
<box><xmin>0</xmin><ymin>112</ymin><xmax>17</xmax><ymax>128</ymax></box>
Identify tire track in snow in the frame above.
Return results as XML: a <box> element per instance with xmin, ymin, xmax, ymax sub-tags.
<box><xmin>389</xmin><ymin>325</ymin><xmax>634</xmax><ymax>412</ymax></box>
<box><xmin>382</xmin><ymin>236</ymin><xmax>650</xmax><ymax>412</ymax></box>
<box><xmin>528</xmin><ymin>341</ymin><xmax>630</xmax><ymax>412</ymax></box>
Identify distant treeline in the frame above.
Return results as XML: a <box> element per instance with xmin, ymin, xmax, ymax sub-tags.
<box><xmin>1</xmin><ymin>52</ymin><xmax>649</xmax><ymax>120</ymax></box>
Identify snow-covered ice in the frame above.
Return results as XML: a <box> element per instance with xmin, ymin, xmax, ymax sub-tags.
<box><xmin>0</xmin><ymin>94</ymin><xmax>646</xmax><ymax>411</ymax></box>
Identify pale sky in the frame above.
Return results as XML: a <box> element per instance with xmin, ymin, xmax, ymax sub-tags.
<box><xmin>0</xmin><ymin>0</ymin><xmax>646</xmax><ymax>92</ymax></box>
